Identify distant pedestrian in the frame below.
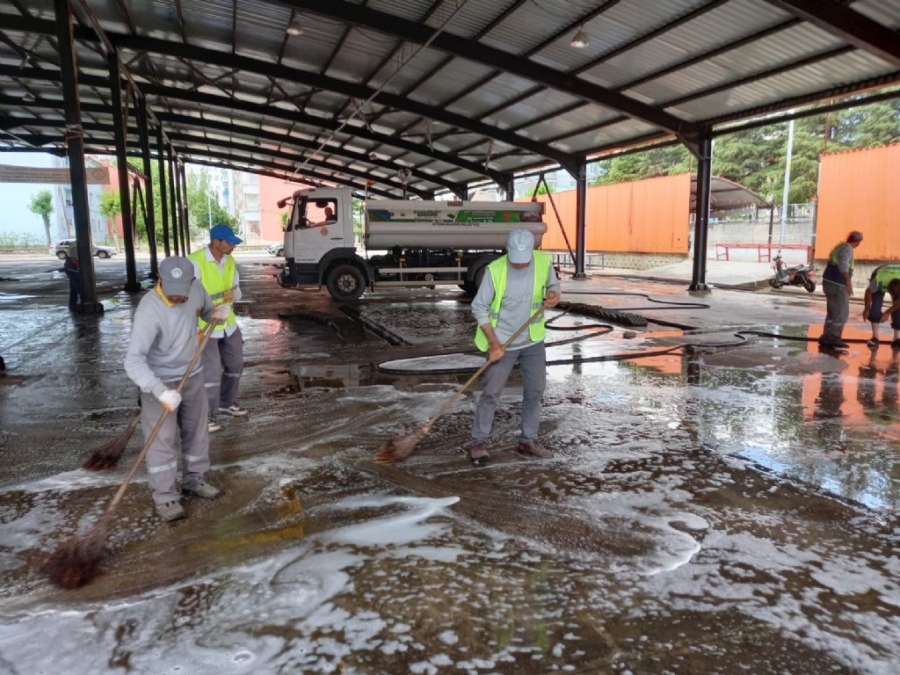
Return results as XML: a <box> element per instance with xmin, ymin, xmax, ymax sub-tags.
<box><xmin>818</xmin><ymin>231</ymin><xmax>863</xmax><ymax>350</ymax></box>
<box><xmin>467</xmin><ymin>229</ymin><xmax>561</xmax><ymax>465</ymax></box>
<box><xmin>124</xmin><ymin>256</ymin><xmax>230</xmax><ymax>521</ymax></box>
<box><xmin>189</xmin><ymin>223</ymin><xmax>247</xmax><ymax>434</ymax></box>
<box><xmin>63</xmin><ymin>244</ymin><xmax>80</xmax><ymax>310</ymax></box>
<box><xmin>863</xmin><ymin>264</ymin><xmax>900</xmax><ymax>349</ymax></box>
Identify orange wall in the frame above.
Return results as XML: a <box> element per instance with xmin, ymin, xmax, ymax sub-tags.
<box><xmin>816</xmin><ymin>144</ymin><xmax>900</xmax><ymax>261</ymax></box>
<box><xmin>522</xmin><ymin>173</ymin><xmax>691</xmax><ymax>254</ymax></box>
<box><xmin>258</xmin><ymin>175</ymin><xmax>306</xmax><ymax>242</ymax></box>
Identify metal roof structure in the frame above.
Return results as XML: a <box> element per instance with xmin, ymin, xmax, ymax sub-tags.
<box><xmin>0</xmin><ymin>0</ymin><xmax>898</xmax><ymax>199</ymax></box>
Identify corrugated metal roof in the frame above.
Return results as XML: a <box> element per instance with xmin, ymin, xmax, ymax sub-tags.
<box><xmin>0</xmin><ymin>0</ymin><xmax>897</xmax><ymax>197</ymax></box>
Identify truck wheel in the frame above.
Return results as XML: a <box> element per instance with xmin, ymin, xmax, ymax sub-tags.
<box><xmin>57</xmin><ymin>251</ymin><xmax>67</xmax><ymax>260</ymax></box>
<box><xmin>326</xmin><ymin>264</ymin><xmax>365</xmax><ymax>301</ymax></box>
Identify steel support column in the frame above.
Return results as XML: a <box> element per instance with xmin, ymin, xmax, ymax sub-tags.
<box><xmin>53</xmin><ymin>0</ymin><xmax>102</xmax><ymax>312</ymax></box>
<box><xmin>137</xmin><ymin>95</ymin><xmax>158</xmax><ymax>278</ymax></box>
<box><xmin>169</xmin><ymin>144</ymin><xmax>182</xmax><ymax>255</ymax></box>
<box><xmin>573</xmin><ymin>159</ymin><xmax>588</xmax><ymax>279</ymax></box>
<box><xmin>689</xmin><ymin>131</ymin><xmax>713</xmax><ymax>292</ymax></box>
<box><xmin>108</xmin><ymin>49</ymin><xmax>140</xmax><ymax>292</ymax></box>
<box><xmin>504</xmin><ymin>176</ymin><xmax>515</xmax><ymax>202</ymax></box>
<box><xmin>155</xmin><ymin>124</ymin><xmax>171</xmax><ymax>257</ymax></box>
<box><xmin>179</xmin><ymin>161</ymin><xmax>190</xmax><ymax>254</ymax></box>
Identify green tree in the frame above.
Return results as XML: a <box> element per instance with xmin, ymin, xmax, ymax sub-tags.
<box><xmin>187</xmin><ymin>170</ymin><xmax>237</xmax><ymax>240</ymax></box>
<box><xmin>99</xmin><ymin>189</ymin><xmax>121</xmax><ymax>248</ymax></box>
<box><xmin>27</xmin><ymin>190</ymin><xmax>54</xmax><ymax>248</ymax></box>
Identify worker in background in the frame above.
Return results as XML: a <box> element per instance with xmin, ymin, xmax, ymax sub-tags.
<box><xmin>467</xmin><ymin>228</ymin><xmax>561</xmax><ymax>465</ymax></box>
<box><xmin>189</xmin><ymin>223</ymin><xmax>247</xmax><ymax>434</ymax></box>
<box><xmin>863</xmin><ymin>264</ymin><xmax>900</xmax><ymax>349</ymax></box>
<box><xmin>124</xmin><ymin>256</ymin><xmax>230</xmax><ymax>521</ymax></box>
<box><xmin>874</xmin><ymin>279</ymin><xmax>900</xmax><ymax>350</ymax></box>
<box><xmin>819</xmin><ymin>230</ymin><xmax>863</xmax><ymax>350</ymax></box>
<box><xmin>63</xmin><ymin>244</ymin><xmax>80</xmax><ymax>310</ymax></box>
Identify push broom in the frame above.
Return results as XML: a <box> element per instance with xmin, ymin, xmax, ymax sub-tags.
<box><xmin>374</xmin><ymin>309</ymin><xmax>544</xmax><ymax>465</ymax></box>
<box><xmin>46</xmin><ymin>322</ymin><xmax>217</xmax><ymax>589</ymax></box>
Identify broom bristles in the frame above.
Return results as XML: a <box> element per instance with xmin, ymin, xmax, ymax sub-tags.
<box><xmin>82</xmin><ymin>416</ymin><xmax>140</xmax><ymax>471</ymax></box>
<box><xmin>44</xmin><ymin>515</ymin><xmax>112</xmax><ymax>589</ymax></box>
<box><xmin>374</xmin><ymin>434</ymin><xmax>420</xmax><ymax>464</ymax></box>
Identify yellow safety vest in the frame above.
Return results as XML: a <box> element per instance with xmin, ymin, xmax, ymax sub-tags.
<box><xmin>474</xmin><ymin>251</ymin><xmax>551</xmax><ymax>352</ymax></box>
<box><xmin>188</xmin><ymin>248</ymin><xmax>236</xmax><ymax>330</ymax></box>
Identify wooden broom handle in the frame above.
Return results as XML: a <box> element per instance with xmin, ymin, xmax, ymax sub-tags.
<box><xmin>419</xmin><ymin>309</ymin><xmax>545</xmax><ymax>434</ymax></box>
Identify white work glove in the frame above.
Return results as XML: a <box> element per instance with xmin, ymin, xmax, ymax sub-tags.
<box><xmin>157</xmin><ymin>389</ymin><xmax>182</xmax><ymax>412</ymax></box>
<box><xmin>211</xmin><ymin>303</ymin><xmax>232</xmax><ymax>322</ymax></box>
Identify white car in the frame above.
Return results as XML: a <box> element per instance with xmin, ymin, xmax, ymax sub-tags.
<box><xmin>267</xmin><ymin>242</ymin><xmax>284</xmax><ymax>257</ymax></box>
<box><xmin>55</xmin><ymin>239</ymin><xmax>117</xmax><ymax>260</ymax></box>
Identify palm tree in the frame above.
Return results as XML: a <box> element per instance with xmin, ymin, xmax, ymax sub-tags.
<box><xmin>28</xmin><ymin>190</ymin><xmax>55</xmax><ymax>249</ymax></box>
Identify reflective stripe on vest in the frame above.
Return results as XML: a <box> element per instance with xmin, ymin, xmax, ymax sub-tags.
<box><xmin>474</xmin><ymin>251</ymin><xmax>551</xmax><ymax>352</ymax></box>
<box><xmin>188</xmin><ymin>249</ymin><xmax>236</xmax><ymax>329</ymax></box>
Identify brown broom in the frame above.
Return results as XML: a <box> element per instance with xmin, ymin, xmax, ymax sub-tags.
<box><xmin>374</xmin><ymin>309</ymin><xmax>544</xmax><ymax>464</ymax></box>
<box><xmin>46</xmin><ymin>322</ymin><xmax>217</xmax><ymax>589</ymax></box>
<box><xmin>82</xmin><ymin>413</ymin><xmax>141</xmax><ymax>471</ymax></box>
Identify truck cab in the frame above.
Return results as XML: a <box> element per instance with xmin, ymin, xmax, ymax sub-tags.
<box><xmin>278</xmin><ymin>188</ymin><xmax>370</xmax><ymax>301</ymax></box>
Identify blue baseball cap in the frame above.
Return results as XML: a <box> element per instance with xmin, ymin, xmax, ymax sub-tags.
<box><xmin>209</xmin><ymin>223</ymin><xmax>242</xmax><ymax>246</ymax></box>
<box><xmin>506</xmin><ymin>228</ymin><xmax>534</xmax><ymax>264</ymax></box>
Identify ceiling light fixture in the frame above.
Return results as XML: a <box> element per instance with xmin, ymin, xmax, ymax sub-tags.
<box><xmin>22</xmin><ymin>92</ymin><xmax>36</xmax><ymax>103</ymax></box>
<box><xmin>286</xmin><ymin>20</ymin><xmax>304</xmax><ymax>36</ymax></box>
<box><xmin>570</xmin><ymin>27</ymin><xmax>589</xmax><ymax>49</ymax></box>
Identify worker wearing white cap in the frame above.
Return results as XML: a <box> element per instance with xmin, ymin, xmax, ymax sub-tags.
<box><xmin>468</xmin><ymin>228</ymin><xmax>561</xmax><ymax>465</ymax></box>
<box><xmin>124</xmin><ymin>256</ymin><xmax>230</xmax><ymax>521</ymax></box>
<box><xmin>819</xmin><ymin>230</ymin><xmax>863</xmax><ymax>350</ymax></box>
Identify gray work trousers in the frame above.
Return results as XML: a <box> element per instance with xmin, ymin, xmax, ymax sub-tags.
<box><xmin>201</xmin><ymin>326</ymin><xmax>244</xmax><ymax>417</ymax></box>
<box><xmin>141</xmin><ymin>370</ymin><xmax>210</xmax><ymax>504</ymax></box>
<box><xmin>471</xmin><ymin>341</ymin><xmax>546</xmax><ymax>445</ymax></box>
<box><xmin>822</xmin><ymin>282</ymin><xmax>849</xmax><ymax>343</ymax></box>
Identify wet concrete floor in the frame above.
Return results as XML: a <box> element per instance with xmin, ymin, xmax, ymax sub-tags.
<box><xmin>1</xmin><ymin>253</ymin><xmax>899</xmax><ymax>674</ymax></box>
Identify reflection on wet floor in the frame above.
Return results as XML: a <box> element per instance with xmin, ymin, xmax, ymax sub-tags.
<box><xmin>1</xmin><ymin>257</ymin><xmax>899</xmax><ymax>673</ymax></box>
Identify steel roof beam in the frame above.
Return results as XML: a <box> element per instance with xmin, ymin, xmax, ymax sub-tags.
<box><xmin>153</xmin><ymin>113</ymin><xmax>463</xmax><ymax>194</ymax></box>
<box><xmin>276</xmin><ymin>0</ymin><xmax>699</xmax><ymax>142</ymax></box>
<box><xmin>0</xmin><ymin>63</ymin><xmax>504</xmax><ymax>184</ymax></box>
<box><xmin>0</xmin><ymin>114</ymin><xmax>429</xmax><ymax>196</ymax></box>
<box><xmin>173</xmin><ymin>147</ymin><xmax>400</xmax><ymax>199</ymax></box>
<box><xmin>1</xmin><ymin>133</ymin><xmax>401</xmax><ymax>198</ymax></box>
<box><xmin>164</xmin><ymin>131</ymin><xmax>434</xmax><ymax>198</ymax></box>
<box><xmin>0</xmin><ymin>14</ymin><xmax>539</xmax><ymax>175</ymax></box>
<box><xmin>765</xmin><ymin>0</ymin><xmax>900</xmax><ymax>67</ymax></box>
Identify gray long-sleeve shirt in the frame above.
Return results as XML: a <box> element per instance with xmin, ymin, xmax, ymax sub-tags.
<box><xmin>124</xmin><ymin>282</ymin><xmax>216</xmax><ymax>398</ymax></box>
<box><xmin>472</xmin><ymin>257</ymin><xmax>561</xmax><ymax>350</ymax></box>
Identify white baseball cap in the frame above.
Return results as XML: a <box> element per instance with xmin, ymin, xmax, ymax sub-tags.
<box><xmin>159</xmin><ymin>256</ymin><xmax>194</xmax><ymax>296</ymax></box>
<box><xmin>506</xmin><ymin>229</ymin><xmax>534</xmax><ymax>264</ymax></box>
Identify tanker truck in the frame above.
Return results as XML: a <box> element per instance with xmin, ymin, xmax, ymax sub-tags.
<box><xmin>276</xmin><ymin>187</ymin><xmax>547</xmax><ymax>302</ymax></box>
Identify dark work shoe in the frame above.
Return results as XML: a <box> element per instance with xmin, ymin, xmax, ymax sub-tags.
<box><xmin>467</xmin><ymin>443</ymin><xmax>490</xmax><ymax>465</ymax></box>
<box><xmin>892</xmin><ymin>339</ymin><xmax>900</xmax><ymax>350</ymax></box>
<box><xmin>834</xmin><ymin>339</ymin><xmax>849</xmax><ymax>349</ymax></box>
<box><xmin>867</xmin><ymin>338</ymin><xmax>879</xmax><ymax>349</ymax></box>
<box><xmin>516</xmin><ymin>441</ymin><xmax>553</xmax><ymax>459</ymax></box>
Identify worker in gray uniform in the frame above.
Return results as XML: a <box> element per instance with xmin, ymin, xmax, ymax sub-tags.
<box><xmin>468</xmin><ymin>228</ymin><xmax>561</xmax><ymax>465</ymax></box>
<box><xmin>124</xmin><ymin>256</ymin><xmax>231</xmax><ymax>521</ymax></box>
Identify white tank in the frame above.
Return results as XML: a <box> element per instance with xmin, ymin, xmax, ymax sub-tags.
<box><xmin>365</xmin><ymin>200</ymin><xmax>547</xmax><ymax>249</ymax></box>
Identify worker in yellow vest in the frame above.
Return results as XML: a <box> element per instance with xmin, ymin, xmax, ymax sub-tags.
<box><xmin>189</xmin><ymin>224</ymin><xmax>247</xmax><ymax>433</ymax></box>
<box><xmin>468</xmin><ymin>229</ymin><xmax>561</xmax><ymax>465</ymax></box>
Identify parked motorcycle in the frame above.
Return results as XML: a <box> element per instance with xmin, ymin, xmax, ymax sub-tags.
<box><xmin>768</xmin><ymin>253</ymin><xmax>817</xmax><ymax>293</ymax></box>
